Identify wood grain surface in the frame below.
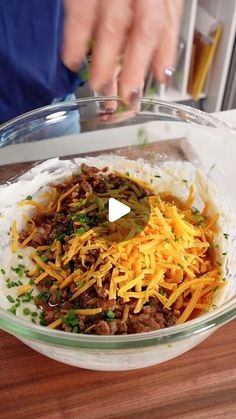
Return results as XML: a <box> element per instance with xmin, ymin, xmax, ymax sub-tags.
<box><xmin>0</xmin><ymin>321</ymin><xmax>235</xmax><ymax>419</ymax></box>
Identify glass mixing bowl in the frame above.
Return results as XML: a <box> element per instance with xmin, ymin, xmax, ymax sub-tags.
<box><xmin>0</xmin><ymin>97</ymin><xmax>236</xmax><ymax>371</ymax></box>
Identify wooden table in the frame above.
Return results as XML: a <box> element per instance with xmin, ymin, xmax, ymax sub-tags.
<box><xmin>0</xmin><ymin>321</ymin><xmax>235</xmax><ymax>419</ymax></box>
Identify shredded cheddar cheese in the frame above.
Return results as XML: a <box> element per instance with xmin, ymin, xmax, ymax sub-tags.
<box><xmin>14</xmin><ymin>168</ymin><xmax>226</xmax><ymax>331</ymax></box>
<box><xmin>11</xmin><ymin>220</ymin><xmax>19</xmax><ymax>253</ymax></box>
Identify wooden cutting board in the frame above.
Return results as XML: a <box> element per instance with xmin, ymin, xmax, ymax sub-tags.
<box><xmin>0</xmin><ymin>321</ymin><xmax>235</xmax><ymax>419</ymax></box>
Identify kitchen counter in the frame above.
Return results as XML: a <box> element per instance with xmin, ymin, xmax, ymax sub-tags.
<box><xmin>0</xmin><ymin>320</ymin><xmax>235</xmax><ymax>419</ymax></box>
<box><xmin>0</xmin><ymin>109</ymin><xmax>235</xmax><ymax>419</ymax></box>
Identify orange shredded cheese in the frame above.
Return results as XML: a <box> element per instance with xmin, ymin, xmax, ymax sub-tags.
<box><xmin>47</xmin><ymin>318</ymin><xmax>63</xmax><ymax>329</ymax></box>
<box><xmin>17</xmin><ymin>284</ymin><xmax>32</xmax><ymax>296</ymax></box>
<box><xmin>56</xmin><ymin>183</ymin><xmax>79</xmax><ymax>212</ymax></box>
<box><xmin>15</xmin><ymin>169</ymin><xmax>225</xmax><ymax>329</ymax></box>
<box><xmin>11</xmin><ymin>220</ymin><xmax>19</xmax><ymax>253</ymax></box>
<box><xmin>121</xmin><ymin>305</ymin><xmax>129</xmax><ymax>323</ymax></box>
<box><xmin>31</xmin><ymin>253</ymin><xmax>64</xmax><ymax>282</ymax></box>
<box><xmin>21</xmin><ymin>219</ymin><xmax>37</xmax><ymax>247</ymax></box>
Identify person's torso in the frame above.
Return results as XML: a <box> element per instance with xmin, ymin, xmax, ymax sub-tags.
<box><xmin>0</xmin><ymin>0</ymin><xmax>79</xmax><ymax>124</ymax></box>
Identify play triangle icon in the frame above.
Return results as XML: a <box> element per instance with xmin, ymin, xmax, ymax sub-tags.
<box><xmin>108</xmin><ymin>198</ymin><xmax>131</xmax><ymax>222</ymax></box>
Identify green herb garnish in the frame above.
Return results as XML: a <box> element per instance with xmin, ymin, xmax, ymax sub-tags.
<box><xmin>61</xmin><ymin>309</ymin><xmax>79</xmax><ymax>327</ymax></box>
<box><xmin>39</xmin><ymin>312</ymin><xmax>46</xmax><ymax>326</ymax></box>
<box><xmin>106</xmin><ymin>310</ymin><xmax>115</xmax><ymax>319</ymax></box>
<box><xmin>1</xmin><ymin>268</ymin><xmax>6</xmax><ymax>275</ymax></box>
<box><xmin>38</xmin><ymin>291</ymin><xmax>51</xmax><ymax>302</ymax></box>
<box><xmin>80</xmin><ymin>68</ymin><xmax>89</xmax><ymax>83</ymax></box>
<box><xmin>75</xmin><ymin>227</ymin><xmax>86</xmax><ymax>236</ymax></box>
<box><xmin>26</xmin><ymin>195</ymin><xmax>32</xmax><ymax>200</ymax></box>
<box><xmin>11</xmin><ymin>264</ymin><xmax>27</xmax><ymax>278</ymax></box>
<box><xmin>72</xmin><ymin>326</ymin><xmax>79</xmax><ymax>333</ymax></box>
<box><xmin>22</xmin><ymin>289</ymin><xmax>34</xmax><ymax>302</ymax></box>
<box><xmin>8</xmin><ymin>306</ymin><xmax>17</xmax><ymax>315</ymax></box>
<box><xmin>23</xmin><ymin>308</ymin><xmax>30</xmax><ymax>316</ymax></box>
<box><xmin>40</xmin><ymin>255</ymin><xmax>48</xmax><ymax>263</ymax></box>
<box><xmin>7</xmin><ymin>295</ymin><xmax>15</xmax><ymax>303</ymax></box>
<box><xmin>137</xmin><ymin>126</ymin><xmax>149</xmax><ymax>148</ymax></box>
<box><xmin>223</xmin><ymin>233</ymin><xmax>229</xmax><ymax>240</ymax></box>
<box><xmin>76</xmin><ymin>280</ymin><xmax>84</xmax><ymax>289</ymax></box>
<box><xmin>56</xmin><ymin>290</ymin><xmax>62</xmax><ymax>300</ymax></box>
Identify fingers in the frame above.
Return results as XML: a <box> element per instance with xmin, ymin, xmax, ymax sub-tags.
<box><xmin>101</xmin><ymin>66</ymin><xmax>120</xmax><ymax>113</ymax></box>
<box><xmin>62</xmin><ymin>0</ymin><xmax>98</xmax><ymax>72</ymax></box>
<box><xmin>119</xmin><ymin>0</ymin><xmax>165</xmax><ymax>105</ymax></box>
<box><xmin>90</xmin><ymin>0</ymin><xmax>133</xmax><ymax>93</ymax></box>
<box><xmin>152</xmin><ymin>0</ymin><xmax>184</xmax><ymax>84</ymax></box>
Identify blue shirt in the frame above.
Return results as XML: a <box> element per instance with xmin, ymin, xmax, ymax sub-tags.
<box><xmin>0</xmin><ymin>0</ymin><xmax>81</xmax><ymax>124</ymax></box>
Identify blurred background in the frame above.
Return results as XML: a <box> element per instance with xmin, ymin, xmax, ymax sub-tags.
<box><xmin>78</xmin><ymin>0</ymin><xmax>236</xmax><ymax>113</ymax></box>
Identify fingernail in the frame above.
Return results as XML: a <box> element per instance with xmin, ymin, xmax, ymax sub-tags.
<box><xmin>129</xmin><ymin>89</ymin><xmax>140</xmax><ymax>106</ymax></box>
<box><xmin>164</xmin><ymin>67</ymin><xmax>175</xmax><ymax>84</ymax></box>
<box><xmin>105</xmin><ymin>108</ymin><xmax>115</xmax><ymax>114</ymax></box>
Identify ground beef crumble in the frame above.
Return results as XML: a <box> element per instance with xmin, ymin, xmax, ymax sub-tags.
<box><xmin>19</xmin><ymin>163</ymin><xmax>178</xmax><ymax>335</ymax></box>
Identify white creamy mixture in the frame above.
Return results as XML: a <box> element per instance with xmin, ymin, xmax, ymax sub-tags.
<box><xmin>0</xmin><ymin>156</ymin><xmax>235</xmax><ymax>321</ymax></box>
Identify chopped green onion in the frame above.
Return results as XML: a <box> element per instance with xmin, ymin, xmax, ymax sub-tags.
<box><xmin>23</xmin><ymin>308</ymin><xmax>30</xmax><ymax>316</ymax></box>
<box><xmin>22</xmin><ymin>289</ymin><xmax>34</xmax><ymax>302</ymax></box>
<box><xmin>177</xmin><ymin>263</ymin><xmax>184</xmax><ymax>269</ymax></box>
<box><xmin>7</xmin><ymin>295</ymin><xmax>15</xmax><ymax>303</ymax></box>
<box><xmin>8</xmin><ymin>306</ymin><xmax>17</xmax><ymax>315</ymax></box>
<box><xmin>223</xmin><ymin>233</ymin><xmax>229</xmax><ymax>239</ymax></box>
<box><xmin>56</xmin><ymin>290</ymin><xmax>62</xmax><ymax>300</ymax></box>
<box><xmin>72</xmin><ymin>326</ymin><xmax>79</xmax><ymax>333</ymax></box>
<box><xmin>75</xmin><ymin>227</ymin><xmax>86</xmax><ymax>236</ymax></box>
<box><xmin>1</xmin><ymin>268</ymin><xmax>6</xmax><ymax>275</ymax></box>
<box><xmin>61</xmin><ymin>309</ymin><xmax>79</xmax><ymax>326</ymax></box>
<box><xmin>38</xmin><ymin>291</ymin><xmax>51</xmax><ymax>302</ymax></box>
<box><xmin>106</xmin><ymin>310</ymin><xmax>115</xmax><ymax>319</ymax></box>
<box><xmin>137</xmin><ymin>126</ymin><xmax>149</xmax><ymax>148</ymax></box>
<box><xmin>76</xmin><ymin>280</ymin><xmax>84</xmax><ymax>289</ymax></box>
<box><xmin>26</xmin><ymin>195</ymin><xmax>32</xmax><ymax>200</ymax></box>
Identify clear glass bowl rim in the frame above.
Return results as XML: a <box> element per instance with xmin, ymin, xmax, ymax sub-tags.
<box><xmin>0</xmin><ymin>97</ymin><xmax>235</xmax><ymax>350</ymax></box>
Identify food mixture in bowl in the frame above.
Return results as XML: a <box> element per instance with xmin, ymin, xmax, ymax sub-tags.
<box><xmin>0</xmin><ymin>156</ymin><xmax>233</xmax><ymax>335</ymax></box>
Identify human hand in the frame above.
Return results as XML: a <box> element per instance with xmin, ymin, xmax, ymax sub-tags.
<box><xmin>62</xmin><ymin>0</ymin><xmax>183</xmax><ymax>106</ymax></box>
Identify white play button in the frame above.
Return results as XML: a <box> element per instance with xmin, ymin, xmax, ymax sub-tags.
<box><xmin>108</xmin><ymin>198</ymin><xmax>131</xmax><ymax>222</ymax></box>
